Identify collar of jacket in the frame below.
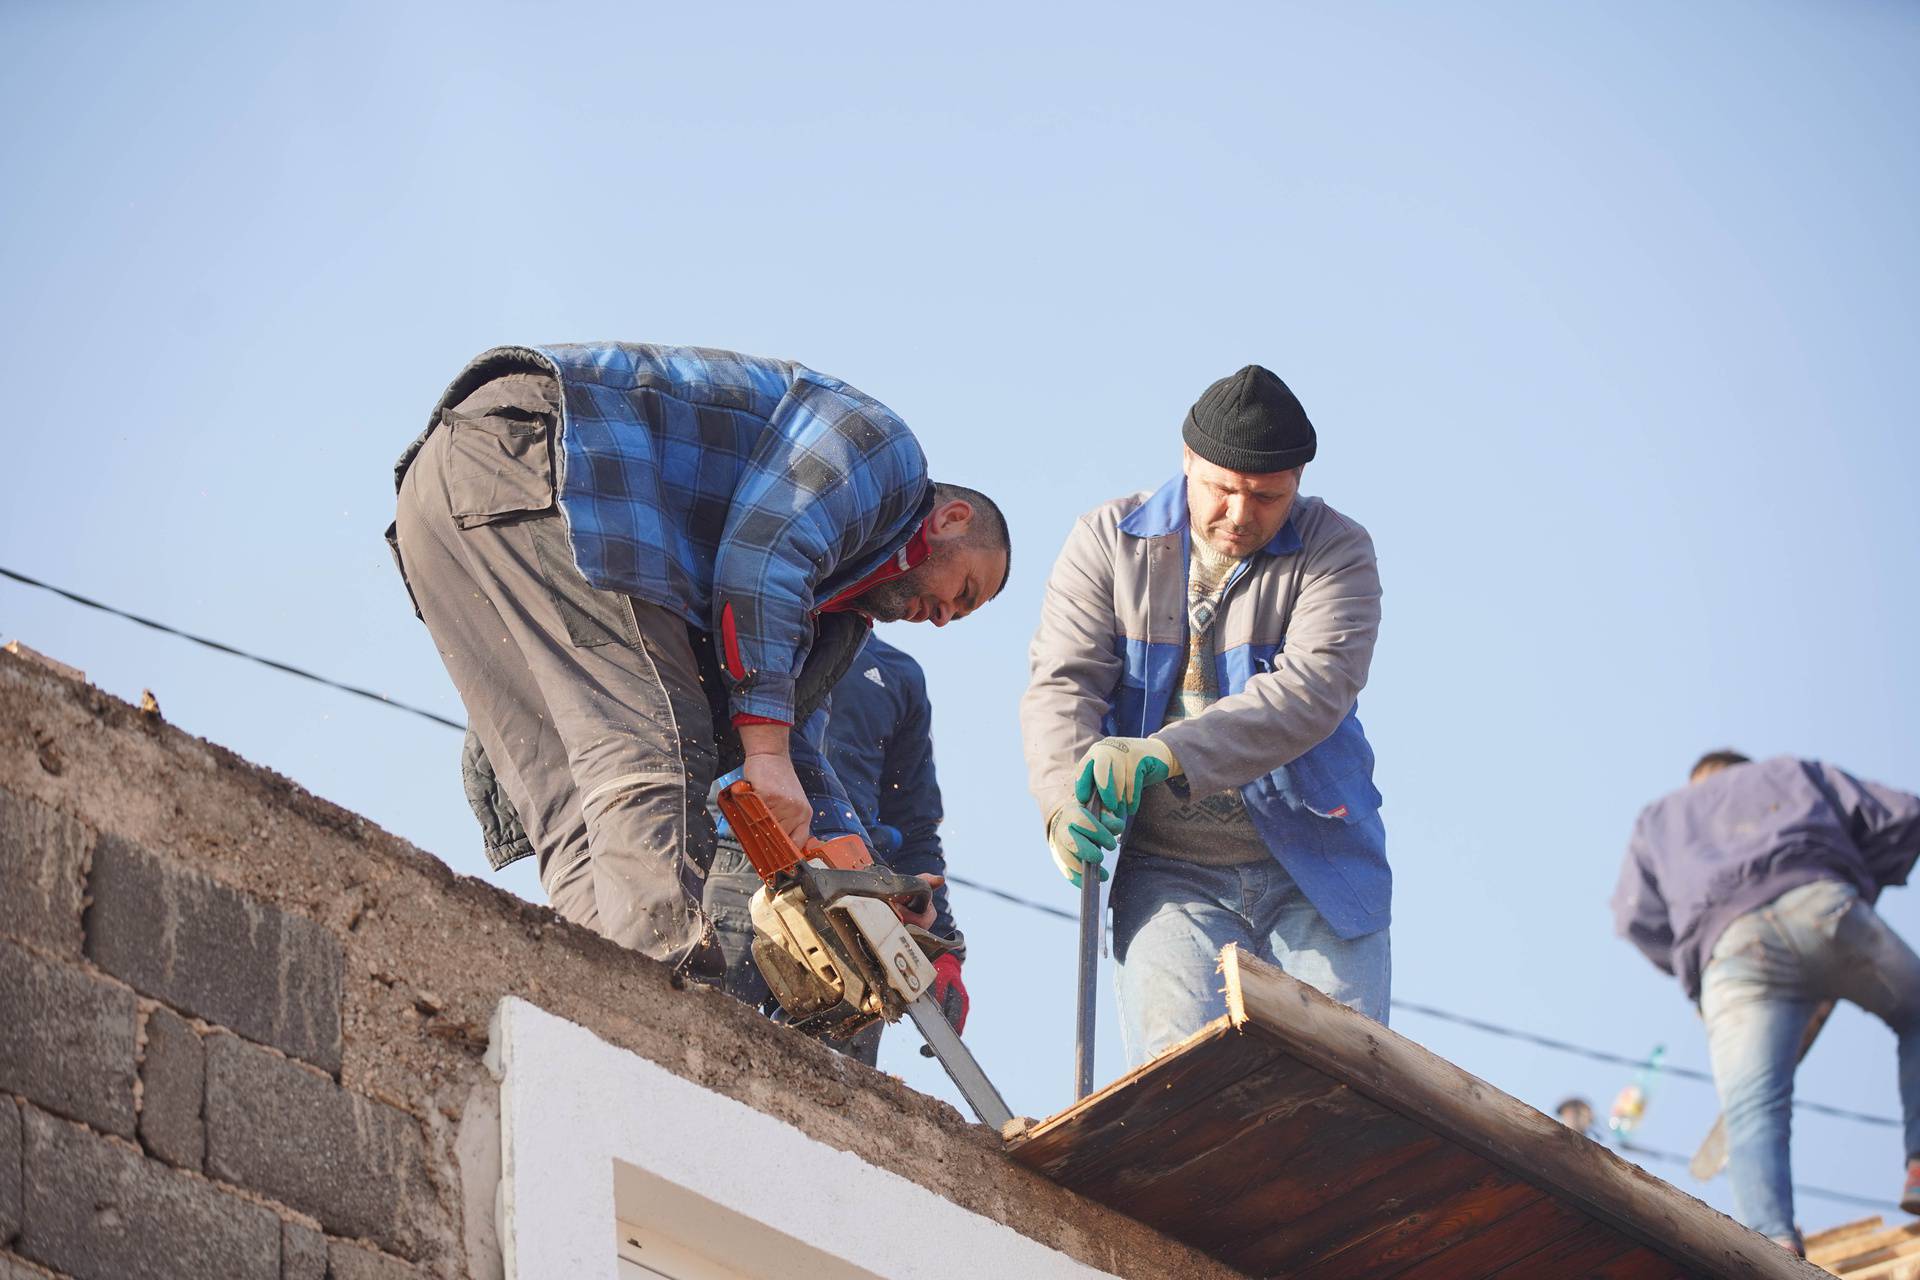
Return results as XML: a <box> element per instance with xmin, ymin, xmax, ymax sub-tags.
<box><xmin>818</xmin><ymin>518</ymin><xmax>932</xmax><ymax>614</ymax></box>
<box><xmin>1117</xmin><ymin>474</ymin><xmax>1305</xmax><ymax>557</ymax></box>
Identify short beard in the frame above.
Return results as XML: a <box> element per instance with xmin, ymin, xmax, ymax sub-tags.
<box><xmin>846</xmin><ymin>569</ymin><xmax>922</xmax><ymax>622</ymax></box>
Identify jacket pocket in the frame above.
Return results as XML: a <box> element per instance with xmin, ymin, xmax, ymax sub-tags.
<box><xmin>444</xmin><ymin>408</ymin><xmax>555</xmax><ymax>528</ymax></box>
<box><xmin>1283</xmin><ymin>712</ymin><xmax>1382</xmax><ymax>819</ymax></box>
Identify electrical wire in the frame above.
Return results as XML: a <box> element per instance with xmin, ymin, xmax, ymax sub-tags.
<box><xmin>0</xmin><ymin>565</ymin><xmax>467</xmax><ymax>731</ymax></box>
<box><xmin>1619</xmin><ymin>1141</ymin><xmax>1897</xmax><ymax>1213</ymax></box>
<box><xmin>1</xmin><ymin>563</ymin><xmax>1903</xmax><ymax>1137</ymax></box>
<box><xmin>1386</xmin><ymin>999</ymin><xmax>1895</xmax><ymax>1129</ymax></box>
<box><xmin>943</xmin><ymin>873</ymin><xmax>1077</xmax><ymax>921</ymax></box>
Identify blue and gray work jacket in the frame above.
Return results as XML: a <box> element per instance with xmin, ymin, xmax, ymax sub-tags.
<box><xmin>1021</xmin><ymin>476</ymin><xmax>1389</xmax><ymax>939</ymax></box>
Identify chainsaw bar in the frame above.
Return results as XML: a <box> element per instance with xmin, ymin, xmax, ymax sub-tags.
<box><xmin>906</xmin><ymin>992</ymin><xmax>1014</xmax><ymax>1133</ymax></box>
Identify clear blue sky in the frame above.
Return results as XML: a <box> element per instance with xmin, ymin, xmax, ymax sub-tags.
<box><xmin>4</xmin><ymin>0</ymin><xmax>1917</xmax><ymax>1231</ymax></box>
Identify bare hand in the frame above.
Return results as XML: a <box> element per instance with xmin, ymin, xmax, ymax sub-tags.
<box><xmin>893</xmin><ymin>873</ymin><xmax>943</xmax><ymax>928</ymax></box>
<box><xmin>742</xmin><ymin>751</ymin><xmax>811</xmax><ymax>843</ymax></box>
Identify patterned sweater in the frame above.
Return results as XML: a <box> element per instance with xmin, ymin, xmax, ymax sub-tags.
<box><xmin>1127</xmin><ymin>535</ymin><xmax>1269</xmax><ymax>867</ymax></box>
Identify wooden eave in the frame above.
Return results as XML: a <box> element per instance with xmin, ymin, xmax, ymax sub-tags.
<box><xmin>1009</xmin><ymin>946</ymin><xmax>1826</xmax><ymax>1279</ymax></box>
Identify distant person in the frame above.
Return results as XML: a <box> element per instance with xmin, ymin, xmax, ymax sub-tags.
<box><xmin>1554</xmin><ymin>1097</ymin><xmax>1595</xmax><ymax>1135</ymax></box>
<box><xmin>1020</xmin><ymin>364</ymin><xmax>1389</xmax><ymax>1066</ymax></box>
<box><xmin>704</xmin><ymin>633</ymin><xmax>966</xmax><ymax>1065</ymax></box>
<box><xmin>390</xmin><ymin>343</ymin><xmax>1009</xmax><ymax>977</ymax></box>
<box><xmin>1613</xmin><ymin>750</ymin><xmax>1920</xmax><ymax>1255</ymax></box>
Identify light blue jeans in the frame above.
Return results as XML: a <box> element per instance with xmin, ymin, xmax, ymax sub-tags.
<box><xmin>1110</xmin><ymin>854</ymin><xmax>1390</xmax><ymax>1066</ymax></box>
<box><xmin>1699</xmin><ymin>879</ymin><xmax>1920</xmax><ymax>1242</ymax></box>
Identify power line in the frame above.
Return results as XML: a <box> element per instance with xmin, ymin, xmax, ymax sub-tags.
<box><xmin>5</xmin><ymin>564</ymin><xmax>1903</xmax><ymax>1133</ymax></box>
<box><xmin>1386</xmin><ymin>999</ymin><xmax>1895</xmax><ymax>1129</ymax></box>
<box><xmin>1620</xmin><ymin>1141</ymin><xmax>1896</xmax><ymax>1213</ymax></box>
<box><xmin>944</xmin><ymin>873</ymin><xmax>1076</xmax><ymax>921</ymax></box>
<box><xmin>937</xmin><ymin>874</ymin><xmax>1900</xmax><ymax>1130</ymax></box>
<box><xmin>0</xmin><ymin>565</ymin><xmax>467</xmax><ymax>732</ymax></box>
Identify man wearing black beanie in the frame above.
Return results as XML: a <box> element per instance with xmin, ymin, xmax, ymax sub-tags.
<box><xmin>1020</xmin><ymin>365</ymin><xmax>1390</xmax><ymax>1066</ymax></box>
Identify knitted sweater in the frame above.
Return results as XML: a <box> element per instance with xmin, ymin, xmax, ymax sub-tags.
<box><xmin>1127</xmin><ymin>535</ymin><xmax>1269</xmax><ymax>866</ymax></box>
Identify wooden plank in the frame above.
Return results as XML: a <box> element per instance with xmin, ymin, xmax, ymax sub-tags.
<box><xmin>1815</xmin><ymin>1222</ymin><xmax>1920</xmax><ymax>1272</ymax></box>
<box><xmin>1585</xmin><ymin>1248</ymin><xmax>1695</xmax><ymax>1280</ymax></box>
<box><xmin>1837</xmin><ymin>1251</ymin><xmax>1920</xmax><ymax>1280</ymax></box>
<box><xmin>1281</xmin><ymin>1158</ymin><xmax>1544</xmax><ymax>1280</ymax></box>
<box><xmin>1009</xmin><ymin>1020</ymin><xmax>1286</xmax><ymax>1183</ymax></box>
<box><xmin>1102</xmin><ymin>1070</ymin><xmax>1447</xmax><ymax>1248</ymax></box>
<box><xmin>1224</xmin><ymin>1142</ymin><xmax>1495</xmax><ymax>1273</ymax></box>
<box><xmin>1392</xmin><ymin>1186</ymin><xmax>1602</xmax><ymax>1280</ymax></box>
<box><xmin>1476</xmin><ymin>1216</ymin><xmax>1648</xmax><ymax>1279</ymax></box>
<box><xmin>1221</xmin><ymin>947</ymin><xmax>1825</xmax><ymax>1280</ymax></box>
<box><xmin>1809</xmin><ymin>1218</ymin><xmax>1886</xmax><ymax>1256</ymax></box>
<box><xmin>1030</xmin><ymin>1044</ymin><xmax>1352</xmax><ymax>1215</ymax></box>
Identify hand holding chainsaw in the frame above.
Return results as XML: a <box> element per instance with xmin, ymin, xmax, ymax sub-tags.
<box><xmin>715</xmin><ymin>779</ymin><xmax>1012</xmax><ymax>1131</ymax></box>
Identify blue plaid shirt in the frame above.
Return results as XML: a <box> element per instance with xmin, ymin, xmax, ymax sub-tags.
<box><xmin>435</xmin><ymin>344</ymin><xmax>933</xmax><ymax>725</ymax></box>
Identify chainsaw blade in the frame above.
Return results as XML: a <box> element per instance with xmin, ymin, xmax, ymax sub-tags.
<box><xmin>906</xmin><ymin>992</ymin><xmax>1014</xmax><ymax>1133</ymax></box>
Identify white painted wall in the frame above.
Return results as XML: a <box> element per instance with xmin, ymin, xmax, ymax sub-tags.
<box><xmin>488</xmin><ymin>997</ymin><xmax>1118</xmax><ymax>1280</ymax></box>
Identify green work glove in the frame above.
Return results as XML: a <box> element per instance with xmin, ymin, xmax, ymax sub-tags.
<box><xmin>1047</xmin><ymin>802</ymin><xmax>1125</xmax><ymax>887</ymax></box>
<box><xmin>1074</xmin><ymin>736</ymin><xmax>1182</xmax><ymax>818</ymax></box>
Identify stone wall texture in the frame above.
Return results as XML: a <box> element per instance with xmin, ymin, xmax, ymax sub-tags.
<box><xmin>0</xmin><ymin>648</ymin><xmax>1237</xmax><ymax>1280</ymax></box>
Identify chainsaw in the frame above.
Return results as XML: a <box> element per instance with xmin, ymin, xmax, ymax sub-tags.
<box><xmin>714</xmin><ymin>780</ymin><xmax>1016</xmax><ymax>1134</ymax></box>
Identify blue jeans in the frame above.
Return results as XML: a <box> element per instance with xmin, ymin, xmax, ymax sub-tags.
<box><xmin>1699</xmin><ymin>879</ymin><xmax>1920</xmax><ymax>1241</ymax></box>
<box><xmin>1110</xmin><ymin>854</ymin><xmax>1390</xmax><ymax>1066</ymax></box>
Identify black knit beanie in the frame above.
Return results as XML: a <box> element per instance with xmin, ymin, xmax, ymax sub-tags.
<box><xmin>1182</xmin><ymin>365</ymin><xmax>1317</xmax><ymax>473</ymax></box>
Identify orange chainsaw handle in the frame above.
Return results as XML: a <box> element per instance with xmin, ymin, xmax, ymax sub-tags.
<box><xmin>716</xmin><ymin>779</ymin><xmax>873</xmax><ymax>884</ymax></box>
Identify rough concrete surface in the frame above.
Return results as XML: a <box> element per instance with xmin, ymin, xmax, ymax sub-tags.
<box><xmin>281</xmin><ymin>1220</ymin><xmax>327</xmax><ymax>1280</ymax></box>
<box><xmin>204</xmin><ymin>1033</ymin><xmax>439</xmax><ymax>1262</ymax></box>
<box><xmin>0</xmin><ymin>1097</ymin><xmax>19</xmax><ymax>1247</ymax></box>
<box><xmin>137</xmin><ymin>1006</ymin><xmax>206</xmax><ymax>1171</ymax></box>
<box><xmin>0</xmin><ymin>940</ymin><xmax>137</xmax><ymax>1140</ymax></box>
<box><xmin>87</xmin><ymin>834</ymin><xmax>344</xmax><ymax>1074</ymax></box>
<box><xmin>0</xmin><ymin>649</ymin><xmax>1242</xmax><ymax>1280</ymax></box>
<box><xmin>0</xmin><ymin>1252</ymin><xmax>66</xmax><ymax>1280</ymax></box>
<box><xmin>326</xmin><ymin>1239</ymin><xmax>421</xmax><ymax>1280</ymax></box>
<box><xmin>0</xmin><ymin>787</ymin><xmax>89</xmax><ymax>959</ymax></box>
<box><xmin>19</xmin><ymin>1105</ymin><xmax>280</xmax><ymax>1280</ymax></box>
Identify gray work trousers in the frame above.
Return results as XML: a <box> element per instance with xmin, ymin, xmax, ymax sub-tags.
<box><xmin>393</xmin><ymin>373</ymin><xmax>721</xmax><ymax>970</ymax></box>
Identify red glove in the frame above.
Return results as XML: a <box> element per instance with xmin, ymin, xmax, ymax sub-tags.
<box><xmin>931</xmin><ymin>953</ymin><xmax>968</xmax><ymax>1035</ymax></box>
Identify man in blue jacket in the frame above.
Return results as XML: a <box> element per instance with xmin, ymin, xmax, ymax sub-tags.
<box><xmin>390</xmin><ymin>344</ymin><xmax>1009</xmax><ymax>977</ymax></box>
<box><xmin>1614</xmin><ymin>750</ymin><xmax>1920</xmax><ymax>1254</ymax></box>
<box><xmin>705</xmin><ymin>633</ymin><xmax>966</xmax><ymax>1064</ymax></box>
<box><xmin>1020</xmin><ymin>365</ymin><xmax>1388</xmax><ymax>1066</ymax></box>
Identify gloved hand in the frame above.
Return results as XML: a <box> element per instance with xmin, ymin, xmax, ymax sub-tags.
<box><xmin>1047</xmin><ymin>801</ymin><xmax>1125</xmax><ymax>887</ymax></box>
<box><xmin>893</xmin><ymin>872</ymin><xmax>941</xmax><ymax>930</ymax></box>
<box><xmin>931</xmin><ymin>953</ymin><xmax>968</xmax><ymax>1035</ymax></box>
<box><xmin>869</xmin><ymin>822</ymin><xmax>904</xmax><ymax>856</ymax></box>
<box><xmin>1074</xmin><ymin>736</ymin><xmax>1181</xmax><ymax>817</ymax></box>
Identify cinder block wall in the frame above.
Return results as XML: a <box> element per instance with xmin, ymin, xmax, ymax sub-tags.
<box><xmin>1</xmin><ymin>787</ymin><xmax>457</xmax><ymax>1280</ymax></box>
<box><xmin>0</xmin><ymin>650</ymin><xmax>1240</xmax><ymax>1280</ymax></box>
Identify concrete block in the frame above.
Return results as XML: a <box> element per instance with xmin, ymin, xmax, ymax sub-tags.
<box><xmin>137</xmin><ymin>1007</ymin><xmax>204</xmax><ymax>1170</ymax></box>
<box><xmin>325</xmin><ymin>1240</ymin><xmax>420</xmax><ymax>1280</ymax></box>
<box><xmin>282</xmin><ymin>1221</ymin><xmax>326</xmax><ymax>1280</ymax></box>
<box><xmin>0</xmin><ymin>1097</ymin><xmax>18</xmax><ymax>1248</ymax></box>
<box><xmin>0</xmin><ymin>787</ymin><xmax>89</xmax><ymax>957</ymax></box>
<box><xmin>204</xmin><ymin>1035</ymin><xmax>439</xmax><ymax>1261</ymax></box>
<box><xmin>0</xmin><ymin>939</ymin><xmax>136</xmax><ymax>1138</ymax></box>
<box><xmin>19</xmin><ymin>1105</ymin><xmax>279</xmax><ymax>1279</ymax></box>
<box><xmin>85</xmin><ymin>835</ymin><xmax>343</xmax><ymax>1073</ymax></box>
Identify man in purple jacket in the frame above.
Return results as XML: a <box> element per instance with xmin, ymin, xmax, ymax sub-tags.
<box><xmin>1613</xmin><ymin>750</ymin><xmax>1920</xmax><ymax>1253</ymax></box>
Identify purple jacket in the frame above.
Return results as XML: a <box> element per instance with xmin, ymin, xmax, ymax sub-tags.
<box><xmin>1612</xmin><ymin>756</ymin><xmax>1920</xmax><ymax>1000</ymax></box>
